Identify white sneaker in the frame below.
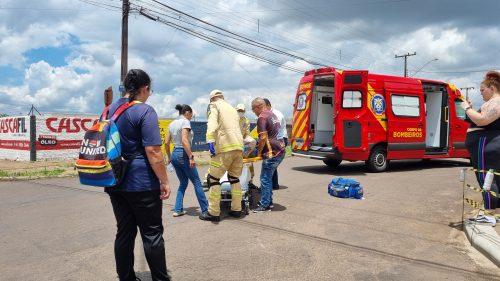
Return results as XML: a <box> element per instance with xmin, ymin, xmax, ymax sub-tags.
<box><xmin>469</xmin><ymin>215</ymin><xmax>496</xmax><ymax>226</ymax></box>
<box><xmin>173</xmin><ymin>210</ymin><xmax>187</xmax><ymax>217</ymax></box>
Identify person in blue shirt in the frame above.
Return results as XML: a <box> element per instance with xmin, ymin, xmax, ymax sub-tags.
<box><xmin>165</xmin><ymin>104</ymin><xmax>209</xmax><ymax>217</ymax></box>
<box><xmin>106</xmin><ymin>69</ymin><xmax>172</xmax><ymax>281</ymax></box>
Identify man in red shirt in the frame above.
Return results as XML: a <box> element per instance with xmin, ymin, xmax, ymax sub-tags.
<box><xmin>251</xmin><ymin>97</ymin><xmax>285</xmax><ymax>212</ymax></box>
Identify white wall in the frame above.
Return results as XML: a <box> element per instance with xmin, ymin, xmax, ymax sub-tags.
<box><xmin>0</xmin><ymin>116</ymin><xmax>31</xmax><ymax>161</ymax></box>
<box><xmin>0</xmin><ymin>114</ymin><xmax>99</xmax><ymax>161</ymax></box>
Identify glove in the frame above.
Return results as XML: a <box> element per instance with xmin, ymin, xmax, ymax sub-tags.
<box><xmin>207</xmin><ymin>142</ymin><xmax>216</xmax><ymax>156</ymax></box>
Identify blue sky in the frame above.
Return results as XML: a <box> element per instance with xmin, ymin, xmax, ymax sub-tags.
<box><xmin>0</xmin><ymin>0</ymin><xmax>499</xmax><ymax>118</ymax></box>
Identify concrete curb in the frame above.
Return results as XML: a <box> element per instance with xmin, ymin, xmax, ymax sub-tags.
<box><xmin>464</xmin><ymin>220</ymin><xmax>500</xmax><ymax>267</ymax></box>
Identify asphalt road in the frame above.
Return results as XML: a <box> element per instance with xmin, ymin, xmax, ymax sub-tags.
<box><xmin>1</xmin><ymin>157</ymin><xmax>499</xmax><ymax>281</ymax></box>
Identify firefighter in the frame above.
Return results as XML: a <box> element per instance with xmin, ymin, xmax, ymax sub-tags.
<box><xmin>199</xmin><ymin>90</ymin><xmax>244</xmax><ymax>222</ymax></box>
<box><xmin>236</xmin><ymin>104</ymin><xmax>257</xmax><ymax>189</ymax></box>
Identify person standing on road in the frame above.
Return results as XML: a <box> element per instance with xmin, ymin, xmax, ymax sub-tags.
<box><xmin>252</xmin><ymin>97</ymin><xmax>285</xmax><ymax>212</ymax></box>
<box><xmin>236</xmin><ymin>103</ymin><xmax>257</xmax><ymax>189</ymax></box>
<box><xmin>462</xmin><ymin>70</ymin><xmax>500</xmax><ymax>217</ymax></box>
<box><xmin>199</xmin><ymin>90</ymin><xmax>244</xmax><ymax>222</ymax></box>
<box><xmin>106</xmin><ymin>69</ymin><xmax>172</xmax><ymax>281</ymax></box>
<box><xmin>263</xmin><ymin>98</ymin><xmax>287</xmax><ymax>190</ymax></box>
<box><xmin>165</xmin><ymin>104</ymin><xmax>209</xmax><ymax>218</ymax></box>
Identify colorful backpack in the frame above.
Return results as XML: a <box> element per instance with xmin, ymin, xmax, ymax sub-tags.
<box><xmin>75</xmin><ymin>101</ymin><xmax>139</xmax><ymax>187</ymax></box>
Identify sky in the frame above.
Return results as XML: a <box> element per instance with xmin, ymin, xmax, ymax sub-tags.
<box><xmin>0</xmin><ymin>0</ymin><xmax>499</xmax><ymax>119</ymax></box>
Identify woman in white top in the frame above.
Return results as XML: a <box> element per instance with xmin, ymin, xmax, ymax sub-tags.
<box><xmin>165</xmin><ymin>104</ymin><xmax>208</xmax><ymax>217</ymax></box>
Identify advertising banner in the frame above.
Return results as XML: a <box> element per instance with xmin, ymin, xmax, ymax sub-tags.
<box><xmin>35</xmin><ymin>115</ymin><xmax>99</xmax><ymax>160</ymax></box>
<box><xmin>0</xmin><ymin>115</ymin><xmax>222</xmax><ymax>161</ymax></box>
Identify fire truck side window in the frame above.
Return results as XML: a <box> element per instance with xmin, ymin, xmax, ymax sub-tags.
<box><xmin>342</xmin><ymin>90</ymin><xmax>362</xmax><ymax>108</ymax></box>
<box><xmin>391</xmin><ymin>94</ymin><xmax>420</xmax><ymax>117</ymax></box>
<box><xmin>454</xmin><ymin>98</ymin><xmax>466</xmax><ymax>120</ymax></box>
<box><xmin>296</xmin><ymin>93</ymin><xmax>307</xmax><ymax>111</ymax></box>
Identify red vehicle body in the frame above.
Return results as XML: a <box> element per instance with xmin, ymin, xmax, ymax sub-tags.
<box><xmin>291</xmin><ymin>67</ymin><xmax>470</xmax><ymax>172</ymax></box>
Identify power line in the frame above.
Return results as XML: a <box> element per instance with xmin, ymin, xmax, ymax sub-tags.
<box><xmin>137</xmin><ymin>9</ymin><xmax>305</xmax><ymax>73</ymax></box>
<box><xmin>145</xmin><ymin>0</ymin><xmax>326</xmax><ymax>67</ymax></box>
<box><xmin>200</xmin><ymin>0</ymin><xmax>411</xmax><ymax>14</ymax></box>
<box><xmin>284</xmin><ymin>0</ymin><xmax>398</xmax><ymax>69</ymax></box>
<box><xmin>137</xmin><ymin>0</ymin><xmax>348</xmax><ymax>69</ymax></box>
<box><xmin>222</xmin><ymin>49</ymin><xmax>279</xmax><ymax>97</ymax></box>
<box><xmin>77</xmin><ymin>0</ymin><xmax>122</xmax><ymax>12</ymax></box>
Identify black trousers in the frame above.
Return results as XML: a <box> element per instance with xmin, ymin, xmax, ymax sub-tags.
<box><xmin>108</xmin><ymin>190</ymin><xmax>170</xmax><ymax>281</ymax></box>
<box><xmin>465</xmin><ymin>130</ymin><xmax>500</xmax><ymax>209</ymax></box>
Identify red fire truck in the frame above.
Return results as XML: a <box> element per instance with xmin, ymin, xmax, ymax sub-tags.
<box><xmin>291</xmin><ymin>67</ymin><xmax>470</xmax><ymax>172</ymax></box>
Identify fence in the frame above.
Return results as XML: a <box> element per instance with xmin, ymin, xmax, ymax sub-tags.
<box><xmin>0</xmin><ymin>115</ymin><xmax>270</xmax><ymax>161</ymax></box>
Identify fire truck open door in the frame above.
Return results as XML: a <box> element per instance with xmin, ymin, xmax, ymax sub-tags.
<box><xmin>338</xmin><ymin>70</ymin><xmax>368</xmax><ymax>153</ymax></box>
<box><xmin>385</xmin><ymin>82</ymin><xmax>426</xmax><ymax>159</ymax></box>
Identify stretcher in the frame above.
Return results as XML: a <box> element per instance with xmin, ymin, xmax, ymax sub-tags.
<box><xmin>220</xmin><ymin>156</ymin><xmax>262</xmax><ymax>215</ymax></box>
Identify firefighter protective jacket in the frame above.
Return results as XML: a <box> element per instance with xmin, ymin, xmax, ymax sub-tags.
<box><xmin>206</xmin><ymin>99</ymin><xmax>243</xmax><ymax>154</ymax></box>
<box><xmin>239</xmin><ymin>115</ymin><xmax>251</xmax><ymax>139</ymax></box>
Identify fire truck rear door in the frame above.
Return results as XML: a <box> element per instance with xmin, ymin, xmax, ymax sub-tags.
<box><xmin>339</xmin><ymin>71</ymin><xmax>368</xmax><ymax>152</ymax></box>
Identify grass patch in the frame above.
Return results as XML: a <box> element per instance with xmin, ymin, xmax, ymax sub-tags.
<box><xmin>0</xmin><ymin>168</ymin><xmax>66</xmax><ymax>178</ymax></box>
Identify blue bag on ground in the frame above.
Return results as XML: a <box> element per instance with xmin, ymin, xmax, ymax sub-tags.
<box><xmin>328</xmin><ymin>177</ymin><xmax>364</xmax><ymax>199</ymax></box>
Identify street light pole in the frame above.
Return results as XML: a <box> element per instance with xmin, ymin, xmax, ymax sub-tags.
<box><xmin>460</xmin><ymin>87</ymin><xmax>475</xmax><ymax>101</ymax></box>
<box><xmin>410</xmin><ymin>58</ymin><xmax>438</xmax><ymax>77</ymax></box>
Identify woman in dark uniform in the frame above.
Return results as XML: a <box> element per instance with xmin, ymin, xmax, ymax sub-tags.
<box><xmin>462</xmin><ymin>70</ymin><xmax>500</xmax><ymax>217</ymax></box>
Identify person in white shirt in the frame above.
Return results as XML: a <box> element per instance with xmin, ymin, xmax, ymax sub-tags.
<box><xmin>165</xmin><ymin>104</ymin><xmax>209</xmax><ymax>218</ymax></box>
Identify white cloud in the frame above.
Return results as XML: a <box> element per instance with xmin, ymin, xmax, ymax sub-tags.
<box><xmin>232</xmin><ymin>54</ymin><xmax>266</xmax><ymax>72</ymax></box>
<box><xmin>0</xmin><ymin>0</ymin><xmax>499</xmax><ymax>119</ymax></box>
<box><xmin>0</xmin><ymin>23</ymin><xmax>71</xmax><ymax>68</ymax></box>
<box><xmin>157</xmin><ymin>53</ymin><xmax>184</xmax><ymax>66</ymax></box>
<box><xmin>394</xmin><ymin>28</ymin><xmax>467</xmax><ymax>64</ymax></box>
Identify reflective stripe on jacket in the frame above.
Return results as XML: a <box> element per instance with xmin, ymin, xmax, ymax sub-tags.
<box><xmin>206</xmin><ymin>99</ymin><xmax>243</xmax><ymax>153</ymax></box>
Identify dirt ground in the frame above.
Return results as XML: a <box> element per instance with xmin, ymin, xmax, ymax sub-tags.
<box><xmin>0</xmin><ymin>151</ymin><xmax>212</xmax><ymax>178</ymax></box>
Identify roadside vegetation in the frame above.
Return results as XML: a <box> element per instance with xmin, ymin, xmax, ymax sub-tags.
<box><xmin>0</xmin><ymin>167</ymin><xmax>66</xmax><ymax>178</ymax></box>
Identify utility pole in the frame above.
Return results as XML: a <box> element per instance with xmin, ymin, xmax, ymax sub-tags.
<box><xmin>395</xmin><ymin>52</ymin><xmax>416</xmax><ymax>77</ymax></box>
<box><xmin>460</xmin><ymin>87</ymin><xmax>474</xmax><ymax>101</ymax></box>
<box><xmin>120</xmin><ymin>0</ymin><xmax>130</xmax><ymax>94</ymax></box>
<box><xmin>28</xmin><ymin>105</ymin><xmax>41</xmax><ymax>162</ymax></box>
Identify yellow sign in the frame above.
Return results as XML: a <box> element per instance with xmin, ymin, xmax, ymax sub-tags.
<box><xmin>158</xmin><ymin>119</ymin><xmax>174</xmax><ymax>157</ymax></box>
<box><xmin>249</xmin><ymin>126</ymin><xmax>258</xmax><ymax>139</ymax></box>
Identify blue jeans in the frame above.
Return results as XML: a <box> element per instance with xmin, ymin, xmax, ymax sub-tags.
<box><xmin>259</xmin><ymin>153</ymin><xmax>285</xmax><ymax>208</ymax></box>
<box><xmin>271</xmin><ymin>138</ymin><xmax>286</xmax><ymax>188</ymax></box>
<box><xmin>171</xmin><ymin>148</ymin><xmax>208</xmax><ymax>213</ymax></box>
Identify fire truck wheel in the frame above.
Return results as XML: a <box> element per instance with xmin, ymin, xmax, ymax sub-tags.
<box><xmin>366</xmin><ymin>147</ymin><xmax>388</xmax><ymax>172</ymax></box>
<box><xmin>323</xmin><ymin>158</ymin><xmax>342</xmax><ymax>168</ymax></box>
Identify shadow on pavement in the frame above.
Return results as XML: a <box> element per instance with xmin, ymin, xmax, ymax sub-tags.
<box><xmin>448</xmin><ymin>221</ymin><xmax>464</xmax><ymax>231</ymax></box>
<box><xmin>292</xmin><ymin>159</ymin><xmax>469</xmax><ymax>175</ymax></box>
<box><xmin>274</xmin><ymin>185</ymin><xmax>289</xmax><ymax>190</ymax></box>
<box><xmin>136</xmin><ymin>270</ymin><xmax>173</xmax><ymax>281</ymax></box>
